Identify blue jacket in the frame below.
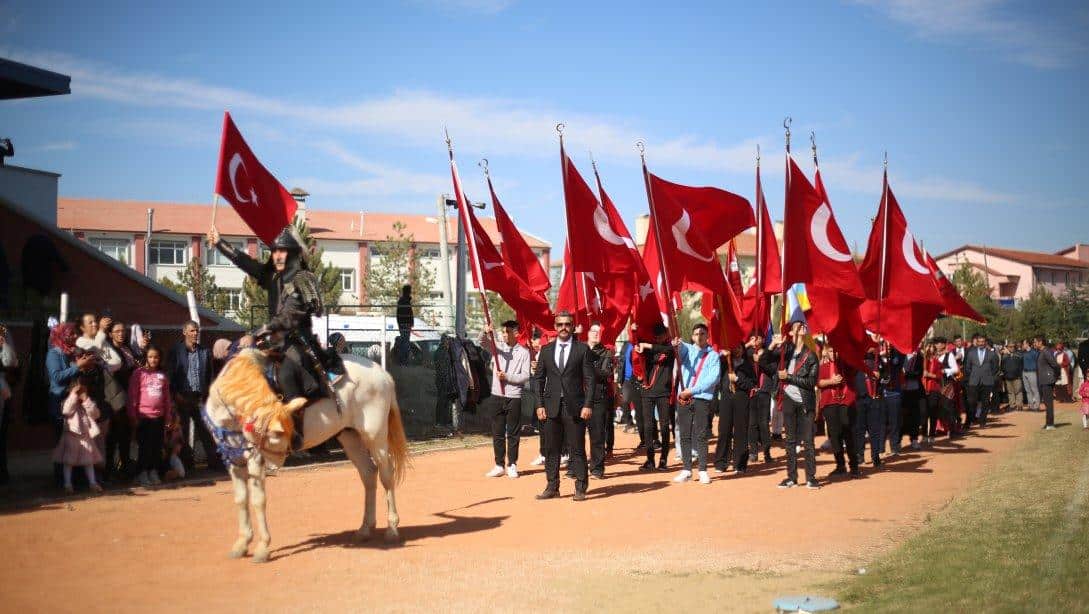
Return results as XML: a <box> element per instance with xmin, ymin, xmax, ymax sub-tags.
<box><xmin>678</xmin><ymin>342</ymin><xmax>721</xmax><ymax>401</ymax></box>
<box><xmin>45</xmin><ymin>347</ymin><xmax>81</xmax><ymax>419</ymax></box>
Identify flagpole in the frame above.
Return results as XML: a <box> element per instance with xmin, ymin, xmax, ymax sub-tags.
<box><xmin>211</xmin><ymin>194</ymin><xmax>220</xmax><ymax>228</ymax></box>
<box><xmin>755</xmin><ymin>145</ymin><xmax>764</xmax><ymax>335</ymax></box>
<box><xmin>638</xmin><ymin>141</ymin><xmax>679</xmax><ymax>340</ymax></box>
<box><xmin>878</xmin><ymin>152</ymin><xmax>889</xmax><ymax>345</ymax></box>
<box><xmin>445</xmin><ymin>129</ymin><xmax>504</xmax><ymax>393</ymax></box>
<box><xmin>779</xmin><ymin>118</ymin><xmax>792</xmax><ymax>373</ymax></box>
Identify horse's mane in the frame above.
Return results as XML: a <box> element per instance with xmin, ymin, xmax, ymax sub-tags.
<box><xmin>214</xmin><ymin>349</ymin><xmax>295</xmax><ymax>442</ymax></box>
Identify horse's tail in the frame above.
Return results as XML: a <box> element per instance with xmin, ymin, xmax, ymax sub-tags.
<box><xmin>386</xmin><ymin>394</ymin><xmax>410</xmax><ymax>486</ymax></box>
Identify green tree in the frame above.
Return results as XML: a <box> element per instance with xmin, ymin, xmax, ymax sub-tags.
<box><xmin>238</xmin><ymin>216</ymin><xmax>343</xmax><ymax>329</ymax></box>
<box><xmin>1016</xmin><ymin>285</ymin><xmax>1061</xmax><ymax>343</ymax></box>
<box><xmin>160</xmin><ymin>259</ymin><xmax>220</xmax><ymax>317</ymax></box>
<box><xmin>365</xmin><ymin>221</ymin><xmax>438</xmax><ymax>309</ymax></box>
<box><xmin>932</xmin><ymin>263</ymin><xmax>1012</xmax><ymax>342</ymax></box>
<box><xmin>1055</xmin><ymin>283</ymin><xmax>1089</xmax><ymax>343</ymax></box>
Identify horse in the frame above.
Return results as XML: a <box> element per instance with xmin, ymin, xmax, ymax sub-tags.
<box><xmin>202</xmin><ymin>348</ymin><xmax>409</xmax><ymax>563</ymax></box>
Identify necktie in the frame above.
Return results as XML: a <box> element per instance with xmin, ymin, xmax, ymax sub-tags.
<box><xmin>558</xmin><ymin>343</ymin><xmax>567</xmax><ymax>371</ymax></box>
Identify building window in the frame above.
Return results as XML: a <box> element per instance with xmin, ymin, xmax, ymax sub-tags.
<box><xmin>258</xmin><ymin>241</ymin><xmax>270</xmax><ymax>259</ymax></box>
<box><xmin>339</xmin><ymin>268</ymin><xmax>355</xmax><ymax>293</ymax></box>
<box><xmin>89</xmin><ymin>238</ymin><xmax>131</xmax><ymax>265</ymax></box>
<box><xmin>370</xmin><ymin>246</ymin><xmax>382</xmax><ymax>257</ymax></box>
<box><xmin>419</xmin><ymin>247</ymin><xmax>441</xmax><ymax>259</ymax></box>
<box><xmin>149</xmin><ymin>239</ymin><xmax>188</xmax><ymax>265</ymax></box>
<box><xmin>205</xmin><ymin>240</ymin><xmax>244</xmax><ymax>266</ymax></box>
<box><xmin>220</xmin><ymin>288</ymin><xmax>244</xmax><ymax>313</ymax></box>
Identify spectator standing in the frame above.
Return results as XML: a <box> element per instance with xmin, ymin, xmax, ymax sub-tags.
<box><xmin>963</xmin><ymin>333</ymin><xmax>999</xmax><ymax>428</ymax></box>
<box><xmin>774</xmin><ymin>322</ymin><xmax>820</xmax><ymax>489</ymax></box>
<box><xmin>673</xmin><ymin>323</ymin><xmax>720</xmax><ymax>485</ymax></box>
<box><xmin>168</xmin><ymin>321</ymin><xmax>220</xmax><ymax>471</ymax></box>
<box><xmin>713</xmin><ymin>341</ymin><xmax>755</xmax><ymax>475</ymax></box>
<box><xmin>46</xmin><ymin>323</ymin><xmax>96</xmax><ymax>487</ymax></box>
<box><xmin>1036</xmin><ymin>336</ymin><xmax>1060</xmax><ymax>430</ymax></box>
<box><xmin>635</xmin><ymin>322</ymin><xmax>675</xmax><ymax>472</ymax></box>
<box><xmin>102</xmin><ymin>320</ymin><xmax>137</xmax><ymax>479</ymax></box>
<box><xmin>0</xmin><ymin>324</ymin><xmax>18</xmax><ymax>484</ymax></box>
<box><xmin>1000</xmin><ymin>344</ymin><xmax>1024</xmax><ymax>411</ymax></box>
<box><xmin>1078</xmin><ymin>378</ymin><xmax>1089</xmax><ymax>430</ymax></box>
<box><xmin>53</xmin><ymin>378</ymin><xmax>103</xmax><ymax>494</ymax></box>
<box><xmin>585</xmin><ymin>323</ymin><xmax>615</xmax><ymax>479</ymax></box>
<box><xmin>479</xmin><ymin>321</ymin><xmax>531</xmax><ymax>479</ymax></box>
<box><xmin>396</xmin><ymin>285</ymin><xmax>414</xmax><ymax>366</ymax></box>
<box><xmin>1078</xmin><ymin>338</ymin><xmax>1089</xmax><ymax>380</ymax></box>
<box><xmin>127</xmin><ymin>345</ymin><xmax>173</xmax><ymax>486</ymax></box>
<box><xmin>901</xmin><ymin>347</ymin><xmax>925</xmax><ymax>450</ymax></box>
<box><xmin>1022</xmin><ymin>340</ymin><xmax>1041</xmax><ymax>412</ymax></box>
<box><xmin>817</xmin><ymin>343</ymin><xmax>859</xmax><ymax>478</ymax></box>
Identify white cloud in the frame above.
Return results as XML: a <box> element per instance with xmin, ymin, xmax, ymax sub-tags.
<box><xmin>2</xmin><ymin>46</ymin><xmax>1017</xmax><ymax>206</ymax></box>
<box><xmin>853</xmin><ymin>0</ymin><xmax>1086</xmax><ymax>69</ymax></box>
<box><xmin>406</xmin><ymin>0</ymin><xmax>515</xmax><ymax>15</ymax></box>
<box><xmin>28</xmin><ymin>141</ymin><xmax>77</xmax><ymax>152</ymax></box>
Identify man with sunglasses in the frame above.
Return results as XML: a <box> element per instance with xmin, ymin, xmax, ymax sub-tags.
<box><xmin>532</xmin><ymin>311</ymin><xmax>598</xmax><ymax>501</ymax></box>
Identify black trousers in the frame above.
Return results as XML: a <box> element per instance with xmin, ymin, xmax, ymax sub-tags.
<box><xmin>714</xmin><ymin>391</ymin><xmax>750</xmax><ymax>470</ymax></box>
<box><xmin>749</xmin><ymin>392</ymin><xmax>772</xmax><ymax>459</ymax></box>
<box><xmin>901</xmin><ymin>389</ymin><xmax>923</xmax><ymax>442</ymax></box>
<box><xmin>641</xmin><ymin>395</ymin><xmax>673</xmax><ymax>462</ymax></box>
<box><xmin>823</xmin><ymin>404</ymin><xmax>857</xmax><ymax>471</ymax></box>
<box><xmin>104</xmin><ymin>411</ymin><xmax>132</xmax><ymax>478</ymax></box>
<box><xmin>491</xmin><ymin>396</ymin><xmax>521</xmax><ymax>467</ymax></box>
<box><xmin>542</xmin><ymin>400</ymin><xmax>587</xmax><ymax>492</ymax></box>
<box><xmin>781</xmin><ymin>395</ymin><xmax>816</xmax><ymax>483</ymax></box>
<box><xmin>588</xmin><ymin>398</ymin><xmax>609</xmax><ymax>474</ymax></box>
<box><xmin>1041</xmin><ymin>384</ymin><xmax>1055</xmax><ymax>426</ymax></box>
<box><xmin>925</xmin><ymin>391</ymin><xmax>952</xmax><ymax>438</ymax></box>
<box><xmin>136</xmin><ymin>417</ymin><xmax>165</xmax><ymax>473</ymax></box>
<box><xmin>966</xmin><ymin>384</ymin><xmax>994</xmax><ymax>427</ymax></box>
<box><xmin>677</xmin><ymin>398</ymin><xmax>710</xmax><ymax>472</ymax></box>
<box><xmin>175</xmin><ymin>392</ymin><xmax>221</xmax><ymax>470</ymax></box>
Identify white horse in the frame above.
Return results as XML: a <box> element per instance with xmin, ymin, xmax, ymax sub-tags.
<box><xmin>203</xmin><ymin>348</ymin><xmax>409</xmax><ymax>563</ymax></box>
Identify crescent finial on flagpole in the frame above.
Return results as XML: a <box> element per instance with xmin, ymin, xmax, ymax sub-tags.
<box><xmin>635</xmin><ymin>140</ymin><xmax>646</xmax><ymax>161</ymax></box>
<box><xmin>884</xmin><ymin>150</ymin><xmax>888</xmax><ymax>170</ymax></box>
<box><xmin>589</xmin><ymin>148</ymin><xmax>598</xmax><ymax>174</ymax></box>
<box><xmin>444</xmin><ymin>126</ymin><xmax>452</xmax><ymax>152</ymax></box>
<box><xmin>756</xmin><ymin>144</ymin><xmax>761</xmax><ymax>167</ymax></box>
<box><xmin>783</xmin><ymin>117</ymin><xmax>792</xmax><ymax>153</ymax></box>
<box><xmin>478</xmin><ymin>158</ymin><xmax>489</xmax><ymax>178</ymax></box>
<box><xmin>810</xmin><ymin>131</ymin><xmax>819</xmax><ymax>167</ymax></box>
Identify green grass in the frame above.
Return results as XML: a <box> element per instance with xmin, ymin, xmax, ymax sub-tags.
<box><xmin>837</xmin><ymin>414</ymin><xmax>1089</xmax><ymax>612</ymax></box>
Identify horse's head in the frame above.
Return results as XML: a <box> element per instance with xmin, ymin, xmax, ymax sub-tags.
<box><xmin>207</xmin><ymin>348</ymin><xmax>307</xmax><ymax>468</ymax></box>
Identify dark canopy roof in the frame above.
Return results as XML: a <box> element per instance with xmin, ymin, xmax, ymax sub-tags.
<box><xmin>0</xmin><ymin>57</ymin><xmax>71</xmax><ymax>100</ymax></box>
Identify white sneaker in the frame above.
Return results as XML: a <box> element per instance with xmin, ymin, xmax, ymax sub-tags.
<box><xmin>530</xmin><ymin>455</ymin><xmax>546</xmax><ymax>466</ymax></box>
<box><xmin>698</xmin><ymin>471</ymin><xmax>711</xmax><ymax>484</ymax></box>
<box><xmin>485</xmin><ymin>465</ymin><xmax>505</xmax><ymax>478</ymax></box>
<box><xmin>672</xmin><ymin>470</ymin><xmax>692</xmax><ymax>483</ymax></box>
<box><xmin>506</xmin><ymin>464</ymin><xmax>518</xmax><ymax>479</ymax></box>
<box><xmin>561</xmin><ymin>455</ymin><xmax>569</xmax><ymax>467</ymax></box>
<box><xmin>149</xmin><ymin>470</ymin><xmax>161</xmax><ymax>485</ymax></box>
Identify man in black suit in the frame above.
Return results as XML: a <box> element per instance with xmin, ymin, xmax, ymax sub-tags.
<box><xmin>168</xmin><ymin>320</ymin><xmax>220</xmax><ymax>471</ymax></box>
<box><xmin>963</xmin><ymin>333</ymin><xmax>1000</xmax><ymax>428</ymax></box>
<box><xmin>532</xmin><ymin>311</ymin><xmax>597</xmax><ymax>501</ymax></box>
<box><xmin>1035</xmin><ymin>335</ymin><xmax>1060</xmax><ymax>430</ymax></box>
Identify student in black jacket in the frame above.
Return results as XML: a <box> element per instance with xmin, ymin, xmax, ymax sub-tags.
<box><xmin>751</xmin><ymin>333</ymin><xmax>777</xmax><ymax>464</ymax></box>
<box><xmin>635</xmin><ymin>322</ymin><xmax>675</xmax><ymax>472</ymax></box>
<box><xmin>770</xmin><ymin>322</ymin><xmax>820</xmax><ymax>489</ymax></box>
<box><xmin>714</xmin><ymin>342</ymin><xmax>756</xmax><ymax>474</ymax></box>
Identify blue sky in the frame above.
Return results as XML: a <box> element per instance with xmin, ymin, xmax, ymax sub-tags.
<box><xmin>2</xmin><ymin>0</ymin><xmax>1088</xmax><ymax>255</ymax></box>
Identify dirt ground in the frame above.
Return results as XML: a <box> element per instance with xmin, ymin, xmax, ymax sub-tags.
<box><xmin>0</xmin><ymin>406</ymin><xmax>1061</xmax><ymax>613</ymax></box>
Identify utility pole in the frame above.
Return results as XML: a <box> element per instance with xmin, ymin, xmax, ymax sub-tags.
<box><xmin>436</xmin><ymin>195</ymin><xmax>455</xmax><ymax>331</ymax></box>
<box><xmin>455</xmin><ymin>211</ymin><xmax>467</xmax><ymax>338</ymax></box>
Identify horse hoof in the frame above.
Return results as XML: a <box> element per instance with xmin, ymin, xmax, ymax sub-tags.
<box><xmin>384</xmin><ymin>528</ymin><xmax>400</xmax><ymax>543</ymax></box>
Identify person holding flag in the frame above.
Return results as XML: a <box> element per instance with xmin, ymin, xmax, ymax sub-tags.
<box><xmin>770</xmin><ymin>320</ymin><xmax>820</xmax><ymax>490</ymax></box>
<box><xmin>673</xmin><ymin>323</ymin><xmax>721</xmax><ymax>485</ymax></box>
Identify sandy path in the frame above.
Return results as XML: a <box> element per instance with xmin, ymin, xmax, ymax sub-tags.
<box><xmin>0</xmin><ymin>407</ymin><xmax>1056</xmax><ymax>612</ymax></box>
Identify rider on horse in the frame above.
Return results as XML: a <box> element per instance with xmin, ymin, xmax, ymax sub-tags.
<box><xmin>207</xmin><ymin>225</ymin><xmax>344</xmax><ymax>443</ymax></box>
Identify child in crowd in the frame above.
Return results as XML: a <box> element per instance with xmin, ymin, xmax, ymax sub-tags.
<box><xmin>53</xmin><ymin>377</ymin><xmax>103</xmax><ymax>493</ymax></box>
<box><xmin>127</xmin><ymin>345</ymin><xmax>173</xmax><ymax>486</ymax></box>
<box><xmin>1079</xmin><ymin>378</ymin><xmax>1089</xmax><ymax>430</ymax></box>
<box><xmin>161</xmin><ymin>416</ymin><xmax>186</xmax><ymax>481</ymax></box>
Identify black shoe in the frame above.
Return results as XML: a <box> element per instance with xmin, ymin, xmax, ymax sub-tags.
<box><xmin>590</xmin><ymin>470</ymin><xmax>605</xmax><ymax>480</ymax></box>
<box><xmin>764</xmin><ymin>453</ymin><xmax>773</xmax><ymax>464</ymax></box>
<box><xmin>777</xmin><ymin>478</ymin><xmax>797</xmax><ymax>489</ymax></box>
<box><xmin>635</xmin><ymin>441</ymin><xmax>646</xmax><ymax>451</ymax></box>
<box><xmin>572</xmin><ymin>490</ymin><xmax>587</xmax><ymax>502</ymax></box>
<box><xmin>872</xmin><ymin>457</ymin><xmax>883</xmax><ymax>467</ymax></box>
<box><xmin>565</xmin><ymin>470</ymin><xmax>576</xmax><ymax>479</ymax></box>
<box><xmin>535</xmin><ymin>489</ymin><xmax>559</xmax><ymax>500</ymax></box>
<box><xmin>657</xmin><ymin>458</ymin><xmax>668</xmax><ymax>471</ymax></box>
<box><xmin>714</xmin><ymin>463</ymin><xmax>728</xmax><ymax>473</ymax></box>
<box><xmin>771</xmin><ymin>433</ymin><xmax>783</xmax><ymax>441</ymax></box>
<box><xmin>639</xmin><ymin>460</ymin><xmax>656</xmax><ymax>472</ymax></box>
<box><xmin>829</xmin><ymin>466</ymin><xmax>848</xmax><ymax>477</ymax></box>
<box><xmin>850</xmin><ymin>467</ymin><xmax>862</xmax><ymax>479</ymax></box>
<box><xmin>805</xmin><ymin>479</ymin><xmax>821</xmax><ymax>490</ymax></box>
<box><xmin>651</xmin><ymin>439</ymin><xmax>662</xmax><ymax>451</ymax></box>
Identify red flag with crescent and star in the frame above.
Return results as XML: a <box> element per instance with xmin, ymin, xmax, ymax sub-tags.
<box><xmin>487</xmin><ymin>177</ymin><xmax>551</xmax><ymax>296</ymax></box>
<box><xmin>645</xmin><ymin>170</ymin><xmax>755</xmax><ymax>296</ymax></box>
<box><xmin>859</xmin><ymin>172</ymin><xmax>945</xmax><ymax>352</ymax></box>
<box><xmin>213</xmin><ymin>112</ymin><xmax>298</xmax><ymax>245</ymax></box>
<box><xmin>742</xmin><ymin>162</ymin><xmax>783</xmax><ymax>336</ymax></box>
<box><xmin>924</xmin><ymin>251</ymin><xmax>987</xmax><ymax>324</ymax></box>
<box><xmin>782</xmin><ymin>157</ymin><xmax>867</xmax><ymax>367</ymax></box>
<box><xmin>562</xmin><ymin>145</ymin><xmax>640</xmax><ymax>275</ymax></box>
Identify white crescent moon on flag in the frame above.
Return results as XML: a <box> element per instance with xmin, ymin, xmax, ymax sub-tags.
<box><xmin>594</xmin><ymin>205</ymin><xmax>635</xmax><ymax>248</ymax></box>
<box><xmin>228</xmin><ymin>153</ymin><xmax>259</xmax><ymax>207</ymax></box>
<box><xmin>903</xmin><ymin>231</ymin><xmax>929</xmax><ymax>274</ymax></box>
<box><xmin>810</xmin><ymin>203</ymin><xmax>852</xmax><ymax>262</ymax></box>
<box><xmin>482</xmin><ymin>259</ymin><xmax>502</xmax><ymax>271</ymax></box>
<box><xmin>671</xmin><ymin>210</ymin><xmax>714</xmax><ymax>263</ymax></box>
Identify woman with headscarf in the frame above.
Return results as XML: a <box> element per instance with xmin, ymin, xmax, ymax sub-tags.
<box><xmin>46</xmin><ymin>323</ymin><xmax>97</xmax><ymax>486</ymax></box>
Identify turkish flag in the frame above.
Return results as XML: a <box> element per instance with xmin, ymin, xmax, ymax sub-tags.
<box><xmin>744</xmin><ymin>163</ymin><xmax>784</xmax><ymax>336</ymax></box>
<box><xmin>859</xmin><ymin>172</ymin><xmax>944</xmax><ymax>352</ymax></box>
<box><xmin>556</xmin><ymin>242</ymin><xmax>597</xmax><ymax>331</ymax></box>
<box><xmin>782</xmin><ymin>158</ymin><xmax>867</xmax><ymax>368</ymax></box>
<box><xmin>449</xmin><ymin>157</ymin><xmax>553</xmax><ymax>334</ymax></box>
<box><xmin>214</xmin><ymin>112</ymin><xmax>298</xmax><ymax>245</ymax></box>
<box><xmin>645</xmin><ymin>168</ymin><xmax>755</xmax><ymax>296</ymax></box>
<box><xmin>701</xmin><ymin>276</ymin><xmax>745</xmax><ymax>350</ymax></box>
<box><xmin>924</xmin><ymin>252</ymin><xmax>987</xmax><ymax>324</ymax></box>
<box><xmin>562</xmin><ymin>146</ymin><xmax>639</xmax><ymax>274</ymax></box>
<box><xmin>640</xmin><ymin>224</ymin><xmax>679</xmax><ymax>332</ymax></box>
<box><xmin>487</xmin><ymin>178</ymin><xmax>551</xmax><ymax>295</ymax></box>
<box><xmin>725</xmin><ymin>241</ymin><xmax>744</xmax><ymax>298</ymax></box>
